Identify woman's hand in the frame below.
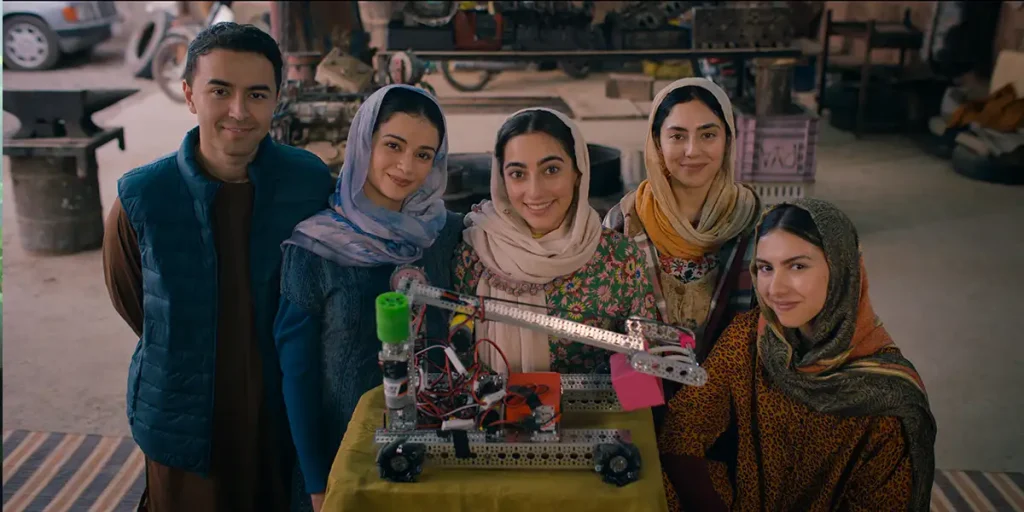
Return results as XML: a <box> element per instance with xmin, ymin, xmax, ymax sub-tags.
<box><xmin>311</xmin><ymin>493</ymin><xmax>325</xmax><ymax>512</ymax></box>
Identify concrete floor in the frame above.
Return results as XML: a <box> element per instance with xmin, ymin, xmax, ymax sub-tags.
<box><xmin>3</xmin><ymin>59</ymin><xmax>1023</xmax><ymax>474</ymax></box>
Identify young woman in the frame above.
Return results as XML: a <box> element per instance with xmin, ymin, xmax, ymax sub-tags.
<box><xmin>658</xmin><ymin>199</ymin><xmax>936</xmax><ymax>512</ymax></box>
<box><xmin>453</xmin><ymin>108</ymin><xmax>656</xmax><ymax>374</ymax></box>
<box><xmin>604</xmin><ymin>78</ymin><xmax>761</xmax><ymax>362</ymax></box>
<box><xmin>274</xmin><ymin>85</ymin><xmax>463</xmax><ymax>511</ymax></box>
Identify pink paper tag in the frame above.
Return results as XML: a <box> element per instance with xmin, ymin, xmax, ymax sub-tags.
<box><xmin>610</xmin><ymin>353</ymin><xmax>665</xmax><ymax>411</ymax></box>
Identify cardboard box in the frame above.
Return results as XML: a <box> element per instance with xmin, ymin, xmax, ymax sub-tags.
<box><xmin>605</xmin><ymin>73</ymin><xmax>654</xmax><ymax>101</ymax></box>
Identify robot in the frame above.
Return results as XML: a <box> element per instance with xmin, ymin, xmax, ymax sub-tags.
<box><xmin>374</xmin><ymin>266</ymin><xmax>707</xmax><ymax>487</ymax></box>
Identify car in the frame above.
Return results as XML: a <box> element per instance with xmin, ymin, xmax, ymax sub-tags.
<box><xmin>3</xmin><ymin>1</ymin><xmax>120</xmax><ymax>71</ymax></box>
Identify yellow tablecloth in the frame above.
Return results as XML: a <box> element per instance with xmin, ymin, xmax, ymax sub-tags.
<box><xmin>323</xmin><ymin>385</ymin><xmax>669</xmax><ymax>512</ymax></box>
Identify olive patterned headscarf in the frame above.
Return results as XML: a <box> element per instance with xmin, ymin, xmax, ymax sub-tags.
<box><xmin>752</xmin><ymin>198</ymin><xmax>937</xmax><ymax>512</ymax></box>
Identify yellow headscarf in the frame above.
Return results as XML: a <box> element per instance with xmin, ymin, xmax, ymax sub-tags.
<box><xmin>635</xmin><ymin>78</ymin><xmax>758</xmax><ymax>259</ymax></box>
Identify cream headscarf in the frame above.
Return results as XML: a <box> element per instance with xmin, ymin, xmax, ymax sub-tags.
<box><xmin>635</xmin><ymin>77</ymin><xmax>759</xmax><ymax>258</ymax></box>
<box><xmin>463</xmin><ymin>108</ymin><xmax>603</xmax><ymax>373</ymax></box>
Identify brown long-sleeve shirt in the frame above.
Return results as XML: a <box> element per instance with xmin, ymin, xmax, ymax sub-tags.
<box><xmin>658</xmin><ymin>310</ymin><xmax>914</xmax><ymax>512</ymax></box>
<box><xmin>102</xmin><ymin>184</ymin><xmax>289</xmax><ymax>512</ymax></box>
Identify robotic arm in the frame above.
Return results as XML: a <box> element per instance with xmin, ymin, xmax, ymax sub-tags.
<box><xmin>394</xmin><ymin>277</ymin><xmax>708</xmax><ymax>387</ymax></box>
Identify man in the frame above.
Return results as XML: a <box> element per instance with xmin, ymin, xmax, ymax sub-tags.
<box><xmin>103</xmin><ymin>22</ymin><xmax>333</xmax><ymax>511</ymax></box>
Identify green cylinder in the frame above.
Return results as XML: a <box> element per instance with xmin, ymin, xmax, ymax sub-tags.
<box><xmin>376</xmin><ymin>292</ymin><xmax>410</xmax><ymax>344</ymax></box>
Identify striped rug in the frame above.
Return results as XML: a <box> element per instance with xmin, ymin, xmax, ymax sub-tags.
<box><xmin>3</xmin><ymin>430</ymin><xmax>144</xmax><ymax>512</ymax></box>
<box><xmin>3</xmin><ymin>430</ymin><xmax>1023</xmax><ymax>511</ymax></box>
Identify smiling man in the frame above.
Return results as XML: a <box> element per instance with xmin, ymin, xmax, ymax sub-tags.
<box><xmin>102</xmin><ymin>23</ymin><xmax>334</xmax><ymax>511</ymax></box>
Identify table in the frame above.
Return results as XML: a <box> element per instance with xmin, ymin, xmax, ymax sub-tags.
<box><xmin>323</xmin><ymin>386</ymin><xmax>669</xmax><ymax>512</ymax></box>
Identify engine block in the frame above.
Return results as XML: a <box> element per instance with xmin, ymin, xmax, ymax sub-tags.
<box><xmin>270</xmin><ymin>84</ymin><xmax>367</xmax><ymax>173</ymax></box>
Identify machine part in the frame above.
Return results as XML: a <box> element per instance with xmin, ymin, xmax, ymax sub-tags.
<box><xmin>374</xmin><ymin>429</ymin><xmax>633</xmax><ymax>470</ymax></box>
<box><xmin>124</xmin><ymin>10</ymin><xmax>172</xmax><ymax>79</ymax></box>
<box><xmin>419</xmin><ymin>372</ymin><xmax>618</xmax><ymax>415</ymax></box>
<box><xmin>394</xmin><ymin>280</ymin><xmax>708</xmax><ymax>386</ymax></box>
<box><xmin>285</xmin><ymin>52</ymin><xmax>323</xmax><ymax>84</ymax></box>
<box><xmin>391</xmin><ymin>266</ymin><xmax>430</xmax><ymax>292</ymax></box>
<box><xmin>387</xmin><ymin>51</ymin><xmax>427</xmax><ymax>85</ymax></box>
<box><xmin>628</xmin><ymin>317</ymin><xmax>696</xmax><ymax>348</ymax></box>
<box><xmin>377</xmin><ymin>291</ymin><xmax>412</xmax><ymax>344</ymax></box>
<box><xmin>377</xmin><ymin>438</ymin><xmax>427</xmax><ymax>483</ymax></box>
<box><xmin>378</xmin><ymin>292</ymin><xmax>418</xmax><ymax>429</ymax></box>
<box><xmin>402</xmin><ymin>1</ymin><xmax>460</xmax><ymax>27</ymax></box>
<box><xmin>441</xmin><ymin>60</ymin><xmax>497</xmax><ymax>92</ymax></box>
<box><xmin>151</xmin><ymin>29</ymin><xmax>197</xmax><ymax>105</ymax></box>
<box><xmin>560</xmin><ymin>374</ymin><xmax>622</xmax><ymax>413</ymax></box>
<box><xmin>399</xmin><ymin>280</ymin><xmax>645</xmax><ymax>352</ymax></box>
<box><xmin>532</xmin><ymin>405</ymin><xmax>558</xmax><ymax>432</ymax></box>
<box><xmin>628</xmin><ymin>351</ymin><xmax>706</xmax><ymax>387</ymax></box>
<box><xmin>594</xmin><ymin>440</ymin><xmax>642</xmax><ymax>487</ymax></box>
<box><xmin>506</xmin><ymin>373</ymin><xmax>563</xmax><ymax>434</ymax></box>
<box><xmin>315</xmin><ymin>48</ymin><xmax>375</xmax><ymax>93</ymax></box>
<box><xmin>269</xmin><ymin>84</ymin><xmax>365</xmax><ymax>151</ymax></box>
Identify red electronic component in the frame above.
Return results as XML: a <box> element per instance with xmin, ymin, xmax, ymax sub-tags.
<box><xmin>505</xmin><ymin>372</ymin><xmax>562</xmax><ymax>432</ymax></box>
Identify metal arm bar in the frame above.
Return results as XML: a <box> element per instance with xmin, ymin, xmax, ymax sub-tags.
<box><xmin>397</xmin><ymin>279</ymin><xmax>707</xmax><ymax>386</ymax></box>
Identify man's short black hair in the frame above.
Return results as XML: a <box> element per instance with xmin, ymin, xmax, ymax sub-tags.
<box><xmin>184</xmin><ymin>22</ymin><xmax>283</xmax><ymax>92</ymax></box>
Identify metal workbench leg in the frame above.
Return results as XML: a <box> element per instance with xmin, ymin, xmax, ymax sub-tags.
<box><xmin>817</xmin><ymin>9</ymin><xmax>833</xmax><ymax>117</ymax></box>
<box><xmin>856</xmin><ymin>20</ymin><xmax>874</xmax><ymax>139</ymax></box>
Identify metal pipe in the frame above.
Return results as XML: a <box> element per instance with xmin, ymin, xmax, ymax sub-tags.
<box><xmin>448</xmin><ymin>60</ymin><xmax>527</xmax><ymax>72</ymax></box>
<box><xmin>377</xmin><ymin>47</ymin><xmax>803</xmax><ymax>62</ymax></box>
<box><xmin>269</xmin><ymin>0</ymin><xmax>281</xmax><ymax>43</ymax></box>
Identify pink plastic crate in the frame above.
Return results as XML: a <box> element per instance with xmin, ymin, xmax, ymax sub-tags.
<box><xmin>733</xmin><ymin>102</ymin><xmax>819</xmax><ymax>183</ymax></box>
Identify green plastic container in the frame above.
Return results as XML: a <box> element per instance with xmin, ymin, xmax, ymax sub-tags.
<box><xmin>376</xmin><ymin>292</ymin><xmax>410</xmax><ymax>344</ymax></box>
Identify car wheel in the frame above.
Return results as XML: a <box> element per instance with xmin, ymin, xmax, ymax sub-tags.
<box><xmin>3</xmin><ymin>15</ymin><xmax>61</xmax><ymax>71</ymax></box>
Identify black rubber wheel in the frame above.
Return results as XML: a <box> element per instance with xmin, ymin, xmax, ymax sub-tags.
<box><xmin>951</xmin><ymin>144</ymin><xmax>1024</xmax><ymax>185</ymax></box>
<box><xmin>559</xmin><ymin>60</ymin><xmax>591</xmax><ymax>79</ymax></box>
<box><xmin>125</xmin><ymin>11</ymin><xmax>172</xmax><ymax>79</ymax></box>
<box><xmin>3</xmin><ymin>15</ymin><xmax>61</xmax><ymax>71</ymax></box>
<box><xmin>152</xmin><ymin>33</ymin><xmax>190</xmax><ymax>104</ymax></box>
<box><xmin>441</xmin><ymin>61</ymin><xmax>495</xmax><ymax>92</ymax></box>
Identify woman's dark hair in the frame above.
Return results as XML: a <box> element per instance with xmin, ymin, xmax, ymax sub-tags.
<box><xmin>651</xmin><ymin>86</ymin><xmax>732</xmax><ymax>144</ymax></box>
<box><xmin>494</xmin><ymin>110</ymin><xmax>578</xmax><ymax>169</ymax></box>
<box><xmin>373</xmin><ymin>87</ymin><xmax>446</xmax><ymax>146</ymax></box>
<box><xmin>758</xmin><ymin>205</ymin><xmax>824</xmax><ymax>249</ymax></box>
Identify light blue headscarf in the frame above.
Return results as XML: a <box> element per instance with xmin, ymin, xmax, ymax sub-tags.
<box><xmin>284</xmin><ymin>85</ymin><xmax>449</xmax><ymax>267</ymax></box>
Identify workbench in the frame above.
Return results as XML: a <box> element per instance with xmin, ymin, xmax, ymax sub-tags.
<box><xmin>322</xmin><ymin>385</ymin><xmax>670</xmax><ymax>512</ymax></box>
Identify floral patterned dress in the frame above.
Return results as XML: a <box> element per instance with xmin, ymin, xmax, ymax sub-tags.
<box><xmin>453</xmin><ymin>229</ymin><xmax>658</xmax><ymax>373</ymax></box>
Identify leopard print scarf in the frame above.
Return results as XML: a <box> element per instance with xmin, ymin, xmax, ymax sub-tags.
<box><xmin>752</xmin><ymin>198</ymin><xmax>936</xmax><ymax>512</ymax></box>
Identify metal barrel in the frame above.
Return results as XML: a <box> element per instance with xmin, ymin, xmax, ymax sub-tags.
<box><xmin>7</xmin><ymin>154</ymin><xmax>104</xmax><ymax>254</ymax></box>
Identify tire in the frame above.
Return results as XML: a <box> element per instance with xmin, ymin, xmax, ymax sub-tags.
<box><xmin>441</xmin><ymin>61</ymin><xmax>495</xmax><ymax>92</ymax></box>
<box><xmin>3</xmin><ymin>15</ymin><xmax>61</xmax><ymax>71</ymax></box>
<box><xmin>951</xmin><ymin>144</ymin><xmax>1024</xmax><ymax>185</ymax></box>
<box><xmin>152</xmin><ymin>33</ymin><xmax>191</xmax><ymax>104</ymax></box>
<box><xmin>125</xmin><ymin>10</ymin><xmax>172</xmax><ymax>79</ymax></box>
<box><xmin>559</xmin><ymin>60</ymin><xmax>591</xmax><ymax>79</ymax></box>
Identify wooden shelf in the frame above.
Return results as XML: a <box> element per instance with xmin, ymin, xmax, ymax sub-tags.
<box><xmin>816</xmin><ymin>7</ymin><xmax>925</xmax><ymax>138</ymax></box>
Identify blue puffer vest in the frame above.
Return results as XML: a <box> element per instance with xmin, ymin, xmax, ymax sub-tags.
<box><xmin>117</xmin><ymin>127</ymin><xmax>334</xmax><ymax>474</ymax></box>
